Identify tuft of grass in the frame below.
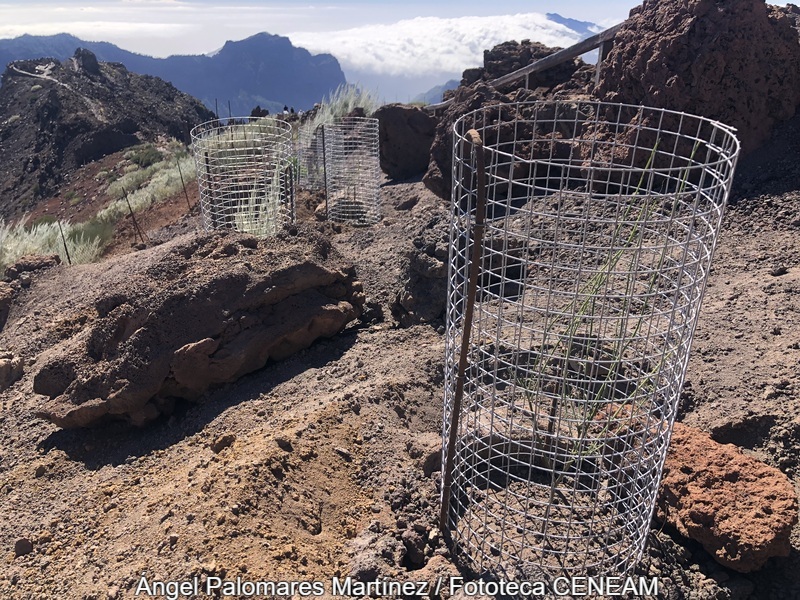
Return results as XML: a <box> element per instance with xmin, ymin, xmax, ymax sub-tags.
<box><xmin>309</xmin><ymin>83</ymin><xmax>381</xmax><ymax>131</ymax></box>
<box><xmin>0</xmin><ymin>141</ymin><xmax>197</xmax><ymax>269</ymax></box>
<box><xmin>97</xmin><ymin>154</ymin><xmax>196</xmax><ymax>222</ymax></box>
<box><xmin>0</xmin><ymin>218</ymin><xmax>105</xmax><ymax>270</ymax></box>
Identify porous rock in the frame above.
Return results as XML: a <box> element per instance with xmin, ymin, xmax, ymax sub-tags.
<box><xmin>0</xmin><ymin>351</ymin><xmax>23</xmax><ymax>391</ymax></box>
<box><xmin>424</xmin><ymin>39</ymin><xmax>592</xmax><ymax>200</ymax></box>
<box><xmin>595</xmin><ymin>0</ymin><xmax>800</xmax><ymax>155</ymax></box>
<box><xmin>33</xmin><ymin>229</ymin><xmax>365</xmax><ymax>428</ymax></box>
<box><xmin>476</xmin><ymin>40</ymin><xmax>586</xmax><ymax>94</ymax></box>
<box><xmin>658</xmin><ymin>422</ymin><xmax>799</xmax><ymax>572</ymax></box>
<box><xmin>391</xmin><ymin>211</ymin><xmax>450</xmax><ymax>327</ymax></box>
<box><xmin>0</xmin><ymin>282</ymin><xmax>14</xmax><ymax>330</ymax></box>
<box><xmin>423</xmin><ymin>83</ymin><xmax>505</xmax><ymax>200</ymax></box>
<box><xmin>4</xmin><ymin>254</ymin><xmax>61</xmax><ymax>280</ymax></box>
<box><xmin>373</xmin><ymin>103</ymin><xmax>437</xmax><ymax>180</ymax></box>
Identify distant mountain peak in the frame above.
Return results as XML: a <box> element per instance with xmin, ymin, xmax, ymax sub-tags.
<box><xmin>0</xmin><ymin>33</ymin><xmax>346</xmax><ymax>116</ymax></box>
<box><xmin>545</xmin><ymin>13</ymin><xmax>603</xmax><ymax>37</ymax></box>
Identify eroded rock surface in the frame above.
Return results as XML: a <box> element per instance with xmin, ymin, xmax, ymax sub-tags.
<box><xmin>423</xmin><ymin>41</ymin><xmax>592</xmax><ymax>200</ymax></box>
<box><xmin>0</xmin><ymin>350</ymin><xmax>23</xmax><ymax>391</ymax></box>
<box><xmin>33</xmin><ymin>228</ymin><xmax>365</xmax><ymax>428</ymax></box>
<box><xmin>658</xmin><ymin>422</ymin><xmax>799</xmax><ymax>572</ymax></box>
<box><xmin>391</xmin><ymin>211</ymin><xmax>449</xmax><ymax>327</ymax></box>
<box><xmin>595</xmin><ymin>0</ymin><xmax>800</xmax><ymax>155</ymax></box>
<box><xmin>373</xmin><ymin>103</ymin><xmax>437</xmax><ymax>181</ymax></box>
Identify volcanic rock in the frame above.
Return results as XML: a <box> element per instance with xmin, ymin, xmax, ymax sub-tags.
<box><xmin>373</xmin><ymin>104</ymin><xmax>437</xmax><ymax>181</ymax></box>
<box><xmin>478</xmin><ymin>40</ymin><xmax>587</xmax><ymax>95</ymax></box>
<box><xmin>73</xmin><ymin>47</ymin><xmax>101</xmax><ymax>76</ymax></box>
<box><xmin>595</xmin><ymin>0</ymin><xmax>800</xmax><ymax>155</ymax></box>
<box><xmin>0</xmin><ymin>351</ymin><xmax>23</xmax><ymax>391</ymax></box>
<box><xmin>658</xmin><ymin>422</ymin><xmax>799</xmax><ymax>572</ymax></box>
<box><xmin>33</xmin><ymin>228</ymin><xmax>365</xmax><ymax>428</ymax></box>
<box><xmin>391</xmin><ymin>211</ymin><xmax>450</xmax><ymax>327</ymax></box>
<box><xmin>4</xmin><ymin>254</ymin><xmax>61</xmax><ymax>280</ymax></box>
<box><xmin>423</xmin><ymin>82</ymin><xmax>505</xmax><ymax>199</ymax></box>
<box><xmin>14</xmin><ymin>538</ymin><xmax>33</xmax><ymax>557</ymax></box>
<box><xmin>423</xmin><ymin>39</ymin><xmax>592</xmax><ymax>199</ymax></box>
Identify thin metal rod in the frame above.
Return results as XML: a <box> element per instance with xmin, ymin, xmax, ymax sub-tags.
<box><xmin>204</xmin><ymin>151</ymin><xmax>217</xmax><ymax>229</ymax></box>
<box><xmin>287</xmin><ymin>163</ymin><xmax>296</xmax><ymax>223</ymax></box>
<box><xmin>176</xmin><ymin>158</ymin><xmax>193</xmax><ymax>211</ymax></box>
<box><xmin>440</xmin><ymin>128</ymin><xmax>488</xmax><ymax>532</ymax></box>
<box><xmin>122</xmin><ymin>187</ymin><xmax>147</xmax><ymax>244</ymax></box>
<box><xmin>57</xmin><ymin>221</ymin><xmax>72</xmax><ymax>265</ymax></box>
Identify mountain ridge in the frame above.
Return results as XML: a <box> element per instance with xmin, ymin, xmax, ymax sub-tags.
<box><xmin>0</xmin><ymin>32</ymin><xmax>346</xmax><ymax>116</ymax></box>
<box><xmin>0</xmin><ymin>49</ymin><xmax>215</xmax><ymax>216</ymax></box>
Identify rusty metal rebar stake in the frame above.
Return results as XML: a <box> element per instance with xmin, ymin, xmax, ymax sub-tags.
<box><xmin>440</xmin><ymin>129</ymin><xmax>487</xmax><ymax>532</ymax></box>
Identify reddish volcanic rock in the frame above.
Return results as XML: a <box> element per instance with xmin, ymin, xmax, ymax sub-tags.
<box><xmin>595</xmin><ymin>0</ymin><xmax>800</xmax><ymax>155</ymax></box>
<box><xmin>658</xmin><ymin>422</ymin><xmax>799</xmax><ymax>572</ymax></box>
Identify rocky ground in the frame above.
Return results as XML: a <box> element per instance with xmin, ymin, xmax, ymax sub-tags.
<box><xmin>1</xmin><ymin>0</ymin><xmax>800</xmax><ymax>593</ymax></box>
<box><xmin>0</xmin><ymin>99</ymin><xmax>798</xmax><ymax>598</ymax></box>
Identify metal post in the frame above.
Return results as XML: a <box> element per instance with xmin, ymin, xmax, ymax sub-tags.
<box><xmin>440</xmin><ymin>129</ymin><xmax>488</xmax><ymax>532</ymax></box>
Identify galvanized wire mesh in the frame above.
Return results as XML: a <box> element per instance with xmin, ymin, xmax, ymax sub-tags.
<box><xmin>191</xmin><ymin>117</ymin><xmax>294</xmax><ymax>237</ymax></box>
<box><xmin>297</xmin><ymin>122</ymin><xmax>326</xmax><ymax>190</ymax></box>
<box><xmin>442</xmin><ymin>101</ymin><xmax>739</xmax><ymax>583</ymax></box>
<box><xmin>322</xmin><ymin>117</ymin><xmax>381</xmax><ymax>225</ymax></box>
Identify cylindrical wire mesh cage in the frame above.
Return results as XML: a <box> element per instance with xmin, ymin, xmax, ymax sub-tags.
<box><xmin>297</xmin><ymin>122</ymin><xmax>326</xmax><ymax>191</ymax></box>
<box><xmin>322</xmin><ymin>117</ymin><xmax>381</xmax><ymax>225</ymax></box>
<box><xmin>191</xmin><ymin>117</ymin><xmax>294</xmax><ymax>237</ymax></box>
<box><xmin>442</xmin><ymin>101</ymin><xmax>740</xmax><ymax>582</ymax></box>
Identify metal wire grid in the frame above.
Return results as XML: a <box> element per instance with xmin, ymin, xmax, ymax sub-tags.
<box><xmin>322</xmin><ymin>117</ymin><xmax>381</xmax><ymax>225</ymax></box>
<box><xmin>191</xmin><ymin>117</ymin><xmax>294</xmax><ymax>237</ymax></box>
<box><xmin>297</xmin><ymin>122</ymin><xmax>326</xmax><ymax>190</ymax></box>
<box><xmin>442</xmin><ymin>101</ymin><xmax>739</xmax><ymax>582</ymax></box>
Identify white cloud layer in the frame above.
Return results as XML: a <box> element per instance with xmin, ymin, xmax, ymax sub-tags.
<box><xmin>289</xmin><ymin>13</ymin><xmax>585</xmax><ymax>77</ymax></box>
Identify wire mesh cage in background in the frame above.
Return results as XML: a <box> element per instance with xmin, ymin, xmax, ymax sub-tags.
<box><xmin>191</xmin><ymin>117</ymin><xmax>294</xmax><ymax>237</ymax></box>
<box><xmin>322</xmin><ymin>117</ymin><xmax>381</xmax><ymax>225</ymax></box>
<box><xmin>297</xmin><ymin>122</ymin><xmax>326</xmax><ymax>191</ymax></box>
<box><xmin>442</xmin><ymin>101</ymin><xmax>740</xmax><ymax>583</ymax></box>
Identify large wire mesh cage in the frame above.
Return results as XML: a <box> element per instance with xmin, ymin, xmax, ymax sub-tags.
<box><xmin>322</xmin><ymin>117</ymin><xmax>381</xmax><ymax>225</ymax></box>
<box><xmin>441</xmin><ymin>101</ymin><xmax>740</xmax><ymax>583</ymax></box>
<box><xmin>297</xmin><ymin>122</ymin><xmax>326</xmax><ymax>191</ymax></box>
<box><xmin>191</xmin><ymin>117</ymin><xmax>294</xmax><ymax>237</ymax></box>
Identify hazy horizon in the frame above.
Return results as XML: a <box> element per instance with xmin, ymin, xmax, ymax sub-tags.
<box><xmin>0</xmin><ymin>1</ymin><xmax>642</xmax><ymax>101</ymax></box>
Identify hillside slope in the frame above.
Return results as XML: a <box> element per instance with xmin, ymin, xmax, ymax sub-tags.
<box><xmin>0</xmin><ymin>49</ymin><xmax>214</xmax><ymax>218</ymax></box>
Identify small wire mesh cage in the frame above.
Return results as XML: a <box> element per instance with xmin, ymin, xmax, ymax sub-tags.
<box><xmin>297</xmin><ymin>122</ymin><xmax>326</xmax><ymax>191</ymax></box>
<box><xmin>322</xmin><ymin>117</ymin><xmax>381</xmax><ymax>225</ymax></box>
<box><xmin>442</xmin><ymin>101</ymin><xmax>740</xmax><ymax>582</ymax></box>
<box><xmin>191</xmin><ymin>117</ymin><xmax>294</xmax><ymax>237</ymax></box>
